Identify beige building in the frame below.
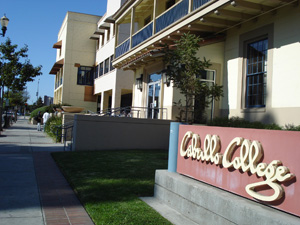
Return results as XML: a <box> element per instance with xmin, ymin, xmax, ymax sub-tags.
<box><xmin>50</xmin><ymin>12</ymin><xmax>101</xmax><ymax>112</ymax></box>
<box><xmin>112</xmin><ymin>0</ymin><xmax>300</xmax><ymax>126</ymax></box>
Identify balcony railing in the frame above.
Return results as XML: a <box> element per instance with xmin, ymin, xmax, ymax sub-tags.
<box><xmin>115</xmin><ymin>38</ymin><xmax>130</xmax><ymax>58</ymax></box>
<box><xmin>193</xmin><ymin>0</ymin><xmax>211</xmax><ymax>11</ymax></box>
<box><xmin>115</xmin><ymin>0</ymin><xmax>213</xmax><ymax>59</ymax></box>
<box><xmin>155</xmin><ymin>0</ymin><xmax>189</xmax><ymax>33</ymax></box>
<box><xmin>132</xmin><ymin>22</ymin><xmax>153</xmax><ymax>48</ymax></box>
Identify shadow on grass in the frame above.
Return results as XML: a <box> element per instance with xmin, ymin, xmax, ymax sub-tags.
<box><xmin>52</xmin><ymin>149</ymin><xmax>172</xmax><ymax>225</ymax></box>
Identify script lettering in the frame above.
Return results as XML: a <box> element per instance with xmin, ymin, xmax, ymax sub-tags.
<box><xmin>179</xmin><ymin>131</ymin><xmax>295</xmax><ymax>202</ymax></box>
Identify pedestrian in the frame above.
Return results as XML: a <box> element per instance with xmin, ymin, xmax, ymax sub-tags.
<box><xmin>35</xmin><ymin>111</ymin><xmax>42</xmax><ymax>131</ymax></box>
<box><xmin>42</xmin><ymin>110</ymin><xmax>50</xmax><ymax>132</ymax></box>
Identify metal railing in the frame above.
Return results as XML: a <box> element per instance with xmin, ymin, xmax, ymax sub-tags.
<box><xmin>98</xmin><ymin>106</ymin><xmax>168</xmax><ymax>120</ymax></box>
<box><xmin>51</xmin><ymin>121</ymin><xmax>74</xmax><ymax>151</ymax></box>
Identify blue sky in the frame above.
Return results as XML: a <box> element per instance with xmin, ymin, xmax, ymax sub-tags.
<box><xmin>2</xmin><ymin>0</ymin><xmax>107</xmax><ymax>104</ymax></box>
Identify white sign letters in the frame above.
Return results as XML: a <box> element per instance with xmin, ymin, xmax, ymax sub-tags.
<box><xmin>180</xmin><ymin>131</ymin><xmax>295</xmax><ymax>202</ymax></box>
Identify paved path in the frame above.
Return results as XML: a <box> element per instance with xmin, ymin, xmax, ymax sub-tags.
<box><xmin>0</xmin><ymin>117</ymin><xmax>94</xmax><ymax>225</ymax></box>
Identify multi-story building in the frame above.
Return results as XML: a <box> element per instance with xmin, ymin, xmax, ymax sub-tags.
<box><xmin>112</xmin><ymin>0</ymin><xmax>300</xmax><ymax>126</ymax></box>
<box><xmin>50</xmin><ymin>12</ymin><xmax>101</xmax><ymax>111</ymax></box>
<box><xmin>90</xmin><ymin>0</ymin><xmax>134</xmax><ymax>113</ymax></box>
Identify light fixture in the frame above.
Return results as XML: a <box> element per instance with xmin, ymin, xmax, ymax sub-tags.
<box><xmin>162</xmin><ymin>69</ymin><xmax>170</xmax><ymax>87</ymax></box>
<box><xmin>136</xmin><ymin>74</ymin><xmax>143</xmax><ymax>91</ymax></box>
<box><xmin>0</xmin><ymin>14</ymin><xmax>9</xmax><ymax>37</ymax></box>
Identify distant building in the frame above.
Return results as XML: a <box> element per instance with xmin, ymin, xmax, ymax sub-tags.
<box><xmin>43</xmin><ymin>96</ymin><xmax>53</xmax><ymax>106</ymax></box>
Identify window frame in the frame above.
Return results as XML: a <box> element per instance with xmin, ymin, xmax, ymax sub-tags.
<box><xmin>245</xmin><ymin>38</ymin><xmax>268</xmax><ymax>108</ymax></box>
<box><xmin>104</xmin><ymin>58</ymin><xmax>109</xmax><ymax>74</ymax></box>
<box><xmin>77</xmin><ymin>66</ymin><xmax>94</xmax><ymax>86</ymax></box>
<box><xmin>239</xmin><ymin>24</ymin><xmax>273</xmax><ymax>113</ymax></box>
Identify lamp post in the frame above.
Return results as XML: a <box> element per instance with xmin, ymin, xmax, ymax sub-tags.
<box><xmin>0</xmin><ymin>14</ymin><xmax>9</xmax><ymax>130</ymax></box>
<box><xmin>0</xmin><ymin>14</ymin><xmax>9</xmax><ymax>37</ymax></box>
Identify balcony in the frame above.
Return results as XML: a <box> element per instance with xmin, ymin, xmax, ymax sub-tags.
<box><xmin>155</xmin><ymin>0</ymin><xmax>189</xmax><ymax>33</ymax></box>
<box><xmin>114</xmin><ymin>0</ymin><xmax>296</xmax><ymax>67</ymax></box>
<box><xmin>115</xmin><ymin>0</ymin><xmax>211</xmax><ymax>59</ymax></box>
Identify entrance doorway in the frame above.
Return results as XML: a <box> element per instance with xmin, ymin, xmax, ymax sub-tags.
<box><xmin>147</xmin><ymin>73</ymin><xmax>161</xmax><ymax>119</ymax></box>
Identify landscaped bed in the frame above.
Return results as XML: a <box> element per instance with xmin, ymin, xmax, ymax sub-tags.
<box><xmin>52</xmin><ymin>150</ymin><xmax>172</xmax><ymax>225</ymax></box>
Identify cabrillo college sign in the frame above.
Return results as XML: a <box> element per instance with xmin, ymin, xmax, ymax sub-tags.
<box><xmin>176</xmin><ymin>125</ymin><xmax>299</xmax><ymax>217</ymax></box>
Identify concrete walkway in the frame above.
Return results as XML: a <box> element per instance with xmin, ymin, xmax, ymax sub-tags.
<box><xmin>0</xmin><ymin>117</ymin><xmax>94</xmax><ymax>225</ymax></box>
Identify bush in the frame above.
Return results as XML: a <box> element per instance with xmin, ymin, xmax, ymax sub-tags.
<box><xmin>207</xmin><ymin>117</ymin><xmax>282</xmax><ymax>130</ymax></box>
<box><xmin>30</xmin><ymin>106</ymin><xmax>48</xmax><ymax>119</ymax></box>
<box><xmin>46</xmin><ymin>116</ymin><xmax>62</xmax><ymax>142</ymax></box>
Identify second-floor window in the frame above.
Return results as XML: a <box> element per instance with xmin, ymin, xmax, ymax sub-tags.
<box><xmin>104</xmin><ymin>58</ymin><xmax>109</xmax><ymax>74</ymax></box>
<box><xmin>99</xmin><ymin>62</ymin><xmax>104</xmax><ymax>76</ymax></box>
<box><xmin>77</xmin><ymin>66</ymin><xmax>93</xmax><ymax>86</ymax></box>
<box><xmin>110</xmin><ymin>55</ymin><xmax>114</xmax><ymax>71</ymax></box>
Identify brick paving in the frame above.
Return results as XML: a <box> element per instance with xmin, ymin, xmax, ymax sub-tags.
<box><xmin>34</xmin><ymin>152</ymin><xmax>94</xmax><ymax>225</ymax></box>
<box><xmin>0</xmin><ymin>117</ymin><xmax>94</xmax><ymax>225</ymax></box>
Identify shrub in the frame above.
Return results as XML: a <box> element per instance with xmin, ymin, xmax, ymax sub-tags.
<box><xmin>46</xmin><ymin>116</ymin><xmax>63</xmax><ymax>142</ymax></box>
<box><xmin>30</xmin><ymin>106</ymin><xmax>48</xmax><ymax>119</ymax></box>
<box><xmin>207</xmin><ymin>117</ymin><xmax>282</xmax><ymax>130</ymax></box>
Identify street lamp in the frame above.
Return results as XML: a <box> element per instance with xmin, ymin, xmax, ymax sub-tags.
<box><xmin>0</xmin><ymin>14</ymin><xmax>9</xmax><ymax>37</ymax></box>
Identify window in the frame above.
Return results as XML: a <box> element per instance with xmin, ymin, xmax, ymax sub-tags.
<box><xmin>246</xmin><ymin>38</ymin><xmax>268</xmax><ymax>108</ymax></box>
<box><xmin>104</xmin><ymin>58</ymin><xmax>109</xmax><ymax>74</ymax></box>
<box><xmin>94</xmin><ymin>65</ymin><xmax>99</xmax><ymax>79</ymax></box>
<box><xmin>110</xmin><ymin>55</ymin><xmax>114</xmax><ymax>71</ymax></box>
<box><xmin>166</xmin><ymin>0</ymin><xmax>175</xmax><ymax>9</ymax></box>
<box><xmin>99</xmin><ymin>62</ymin><xmax>104</xmax><ymax>76</ymax></box>
<box><xmin>77</xmin><ymin>66</ymin><xmax>94</xmax><ymax>86</ymax></box>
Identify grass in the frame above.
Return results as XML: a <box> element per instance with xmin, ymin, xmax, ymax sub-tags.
<box><xmin>52</xmin><ymin>150</ymin><xmax>173</xmax><ymax>225</ymax></box>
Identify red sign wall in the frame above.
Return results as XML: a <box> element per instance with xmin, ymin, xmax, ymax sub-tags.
<box><xmin>177</xmin><ymin>125</ymin><xmax>299</xmax><ymax>217</ymax></box>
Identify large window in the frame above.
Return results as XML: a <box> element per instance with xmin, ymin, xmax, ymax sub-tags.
<box><xmin>246</xmin><ymin>38</ymin><xmax>268</xmax><ymax>108</ymax></box>
<box><xmin>77</xmin><ymin>66</ymin><xmax>93</xmax><ymax>86</ymax></box>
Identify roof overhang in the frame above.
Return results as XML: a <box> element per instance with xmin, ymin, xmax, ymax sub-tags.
<box><xmin>49</xmin><ymin>58</ymin><xmax>64</xmax><ymax>75</ymax></box>
<box><xmin>53</xmin><ymin>40</ymin><xmax>62</xmax><ymax>49</ymax></box>
<box><xmin>104</xmin><ymin>16</ymin><xmax>115</xmax><ymax>23</ymax></box>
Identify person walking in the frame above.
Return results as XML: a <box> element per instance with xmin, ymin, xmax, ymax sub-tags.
<box><xmin>35</xmin><ymin>111</ymin><xmax>42</xmax><ymax>131</ymax></box>
<box><xmin>42</xmin><ymin>110</ymin><xmax>50</xmax><ymax>132</ymax></box>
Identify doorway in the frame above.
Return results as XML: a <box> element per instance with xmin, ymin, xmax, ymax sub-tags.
<box><xmin>147</xmin><ymin>73</ymin><xmax>161</xmax><ymax>119</ymax></box>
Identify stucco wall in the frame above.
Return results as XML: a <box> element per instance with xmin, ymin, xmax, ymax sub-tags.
<box><xmin>72</xmin><ymin>115</ymin><xmax>171</xmax><ymax>151</ymax></box>
<box><xmin>225</xmin><ymin>5</ymin><xmax>300</xmax><ymax>126</ymax></box>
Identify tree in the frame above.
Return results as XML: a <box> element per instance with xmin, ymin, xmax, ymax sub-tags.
<box><xmin>0</xmin><ymin>38</ymin><xmax>42</xmax><ymax>129</ymax></box>
<box><xmin>164</xmin><ymin>33</ymin><xmax>223</xmax><ymax>124</ymax></box>
<box><xmin>4</xmin><ymin>89</ymin><xmax>29</xmax><ymax>110</ymax></box>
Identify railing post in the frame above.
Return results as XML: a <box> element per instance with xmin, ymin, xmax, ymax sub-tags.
<box><xmin>129</xmin><ymin>7</ymin><xmax>135</xmax><ymax>49</ymax></box>
<box><xmin>189</xmin><ymin>0</ymin><xmax>193</xmax><ymax>12</ymax></box>
<box><xmin>153</xmin><ymin>0</ymin><xmax>157</xmax><ymax>34</ymax></box>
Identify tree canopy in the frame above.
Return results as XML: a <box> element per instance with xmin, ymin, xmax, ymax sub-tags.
<box><xmin>0</xmin><ymin>38</ymin><xmax>42</xmax><ymax>91</ymax></box>
<box><xmin>164</xmin><ymin>33</ymin><xmax>223</xmax><ymax>123</ymax></box>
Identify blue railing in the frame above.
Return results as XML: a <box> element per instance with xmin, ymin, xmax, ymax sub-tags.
<box><xmin>155</xmin><ymin>0</ymin><xmax>189</xmax><ymax>33</ymax></box>
<box><xmin>132</xmin><ymin>22</ymin><xmax>153</xmax><ymax>48</ymax></box>
<box><xmin>193</xmin><ymin>0</ymin><xmax>211</xmax><ymax>11</ymax></box>
<box><xmin>115</xmin><ymin>38</ymin><xmax>130</xmax><ymax>58</ymax></box>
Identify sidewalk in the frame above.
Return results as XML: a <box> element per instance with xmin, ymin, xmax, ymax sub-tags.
<box><xmin>0</xmin><ymin>117</ymin><xmax>94</xmax><ymax>225</ymax></box>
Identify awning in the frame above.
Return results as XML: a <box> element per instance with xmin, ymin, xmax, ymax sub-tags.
<box><xmin>104</xmin><ymin>16</ymin><xmax>115</xmax><ymax>23</ymax></box>
<box><xmin>99</xmin><ymin>22</ymin><xmax>110</xmax><ymax>30</ymax></box>
<box><xmin>49</xmin><ymin>58</ymin><xmax>64</xmax><ymax>75</ymax></box>
<box><xmin>53</xmin><ymin>40</ymin><xmax>62</xmax><ymax>49</ymax></box>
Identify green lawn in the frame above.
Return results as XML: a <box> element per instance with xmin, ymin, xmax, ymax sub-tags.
<box><xmin>52</xmin><ymin>150</ymin><xmax>173</xmax><ymax>225</ymax></box>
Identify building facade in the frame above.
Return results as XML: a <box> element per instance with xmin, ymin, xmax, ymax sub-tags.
<box><xmin>90</xmin><ymin>0</ymin><xmax>134</xmax><ymax>114</ymax></box>
<box><xmin>50</xmin><ymin>12</ymin><xmax>101</xmax><ymax>112</ymax></box>
<box><xmin>112</xmin><ymin>0</ymin><xmax>300</xmax><ymax>126</ymax></box>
